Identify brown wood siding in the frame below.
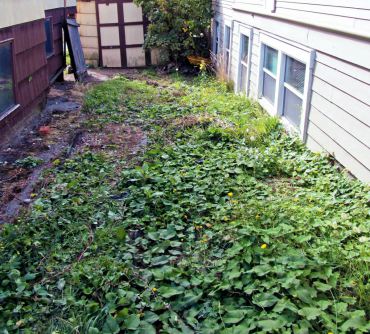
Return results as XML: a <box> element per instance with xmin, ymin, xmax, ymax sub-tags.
<box><xmin>0</xmin><ymin>19</ymin><xmax>48</xmax><ymax>137</ymax></box>
<box><xmin>0</xmin><ymin>5</ymin><xmax>77</xmax><ymax>140</ymax></box>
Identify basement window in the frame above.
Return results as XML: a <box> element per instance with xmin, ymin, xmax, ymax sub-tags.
<box><xmin>213</xmin><ymin>20</ymin><xmax>220</xmax><ymax>54</ymax></box>
<box><xmin>258</xmin><ymin>34</ymin><xmax>315</xmax><ymax>139</ymax></box>
<box><xmin>262</xmin><ymin>45</ymin><xmax>278</xmax><ymax>104</ymax></box>
<box><xmin>0</xmin><ymin>40</ymin><xmax>16</xmax><ymax>117</ymax></box>
<box><xmin>282</xmin><ymin>56</ymin><xmax>306</xmax><ymax>127</ymax></box>
<box><xmin>45</xmin><ymin>17</ymin><xmax>54</xmax><ymax>58</ymax></box>
<box><xmin>224</xmin><ymin>25</ymin><xmax>231</xmax><ymax>76</ymax></box>
<box><xmin>239</xmin><ymin>34</ymin><xmax>250</xmax><ymax>94</ymax></box>
<box><xmin>236</xmin><ymin>24</ymin><xmax>253</xmax><ymax>96</ymax></box>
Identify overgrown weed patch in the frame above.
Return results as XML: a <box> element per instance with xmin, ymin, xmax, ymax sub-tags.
<box><xmin>0</xmin><ymin>74</ymin><xmax>369</xmax><ymax>333</ymax></box>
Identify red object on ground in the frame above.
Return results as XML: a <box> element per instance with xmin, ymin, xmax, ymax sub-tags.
<box><xmin>39</xmin><ymin>126</ymin><xmax>51</xmax><ymax>136</ymax></box>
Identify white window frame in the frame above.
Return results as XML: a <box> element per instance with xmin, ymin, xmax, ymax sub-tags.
<box><xmin>235</xmin><ymin>24</ymin><xmax>253</xmax><ymax>95</ymax></box>
<box><xmin>224</xmin><ymin>22</ymin><xmax>232</xmax><ymax>77</ymax></box>
<box><xmin>257</xmin><ymin>33</ymin><xmax>315</xmax><ymax>140</ymax></box>
<box><xmin>213</xmin><ymin>18</ymin><xmax>221</xmax><ymax>55</ymax></box>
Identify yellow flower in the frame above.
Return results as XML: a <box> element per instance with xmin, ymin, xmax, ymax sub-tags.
<box><xmin>30</xmin><ymin>193</ymin><xmax>37</xmax><ymax>198</ymax></box>
<box><xmin>261</xmin><ymin>244</ymin><xmax>267</xmax><ymax>249</ymax></box>
<box><xmin>256</xmin><ymin>214</ymin><xmax>260</xmax><ymax>219</ymax></box>
<box><xmin>199</xmin><ymin>61</ymin><xmax>207</xmax><ymax>72</ymax></box>
<box><xmin>227</xmin><ymin>192</ymin><xmax>233</xmax><ymax>197</ymax></box>
<box><xmin>328</xmin><ymin>332</ymin><xmax>334</xmax><ymax>334</ymax></box>
<box><xmin>151</xmin><ymin>287</ymin><xmax>157</xmax><ymax>292</ymax></box>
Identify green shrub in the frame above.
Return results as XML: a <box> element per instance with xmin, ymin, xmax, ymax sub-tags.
<box><xmin>134</xmin><ymin>0</ymin><xmax>212</xmax><ymax>61</ymax></box>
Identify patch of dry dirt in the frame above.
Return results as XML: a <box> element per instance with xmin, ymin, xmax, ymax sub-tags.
<box><xmin>73</xmin><ymin>124</ymin><xmax>147</xmax><ymax>160</ymax></box>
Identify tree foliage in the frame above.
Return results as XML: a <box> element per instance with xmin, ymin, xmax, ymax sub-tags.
<box><xmin>134</xmin><ymin>0</ymin><xmax>213</xmax><ymax>61</ymax></box>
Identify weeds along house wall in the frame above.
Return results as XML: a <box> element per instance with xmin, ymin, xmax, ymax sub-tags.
<box><xmin>213</xmin><ymin>0</ymin><xmax>370</xmax><ymax>182</ymax></box>
<box><xmin>0</xmin><ymin>0</ymin><xmax>77</xmax><ymax>144</ymax></box>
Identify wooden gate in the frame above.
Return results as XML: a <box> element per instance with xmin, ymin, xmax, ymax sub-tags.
<box><xmin>96</xmin><ymin>0</ymin><xmax>150</xmax><ymax>68</ymax></box>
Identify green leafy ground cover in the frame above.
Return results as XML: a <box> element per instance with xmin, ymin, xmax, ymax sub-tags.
<box><xmin>0</xmin><ymin>74</ymin><xmax>369</xmax><ymax>333</ymax></box>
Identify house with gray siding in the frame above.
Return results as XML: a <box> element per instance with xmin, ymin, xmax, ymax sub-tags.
<box><xmin>212</xmin><ymin>0</ymin><xmax>370</xmax><ymax>182</ymax></box>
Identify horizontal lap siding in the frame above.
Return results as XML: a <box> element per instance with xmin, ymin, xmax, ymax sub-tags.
<box><xmin>307</xmin><ymin>53</ymin><xmax>370</xmax><ymax>181</ymax></box>
<box><xmin>213</xmin><ymin>0</ymin><xmax>370</xmax><ymax>182</ymax></box>
<box><xmin>306</xmin><ymin>124</ymin><xmax>370</xmax><ymax>182</ymax></box>
<box><xmin>275</xmin><ymin>1</ymin><xmax>370</xmax><ymax>33</ymax></box>
<box><xmin>0</xmin><ymin>19</ymin><xmax>49</xmax><ymax>137</ymax></box>
<box><xmin>4</xmin><ymin>20</ymin><xmax>49</xmax><ymax>109</ymax></box>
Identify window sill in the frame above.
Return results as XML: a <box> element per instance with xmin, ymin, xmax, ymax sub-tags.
<box><xmin>0</xmin><ymin>104</ymin><xmax>21</xmax><ymax>122</ymax></box>
<box><xmin>280</xmin><ymin>116</ymin><xmax>302</xmax><ymax>139</ymax></box>
<box><xmin>258</xmin><ymin>96</ymin><xmax>275</xmax><ymax>116</ymax></box>
<box><xmin>46</xmin><ymin>52</ymin><xmax>55</xmax><ymax>59</ymax></box>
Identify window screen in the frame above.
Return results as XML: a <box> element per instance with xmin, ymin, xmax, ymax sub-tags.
<box><xmin>0</xmin><ymin>41</ymin><xmax>15</xmax><ymax>115</ymax></box>
<box><xmin>285</xmin><ymin>56</ymin><xmax>306</xmax><ymax>93</ymax></box>
<box><xmin>282</xmin><ymin>56</ymin><xmax>306</xmax><ymax>128</ymax></box>
<box><xmin>45</xmin><ymin>17</ymin><xmax>54</xmax><ymax>57</ymax></box>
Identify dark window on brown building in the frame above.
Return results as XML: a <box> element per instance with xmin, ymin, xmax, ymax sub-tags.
<box><xmin>45</xmin><ymin>17</ymin><xmax>54</xmax><ymax>57</ymax></box>
<box><xmin>0</xmin><ymin>40</ymin><xmax>16</xmax><ymax>116</ymax></box>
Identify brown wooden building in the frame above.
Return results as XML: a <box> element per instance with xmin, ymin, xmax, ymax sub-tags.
<box><xmin>0</xmin><ymin>0</ymin><xmax>77</xmax><ymax>143</ymax></box>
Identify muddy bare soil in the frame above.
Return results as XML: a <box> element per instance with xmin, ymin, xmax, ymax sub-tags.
<box><xmin>0</xmin><ymin>69</ymin><xmax>146</xmax><ymax>224</ymax></box>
